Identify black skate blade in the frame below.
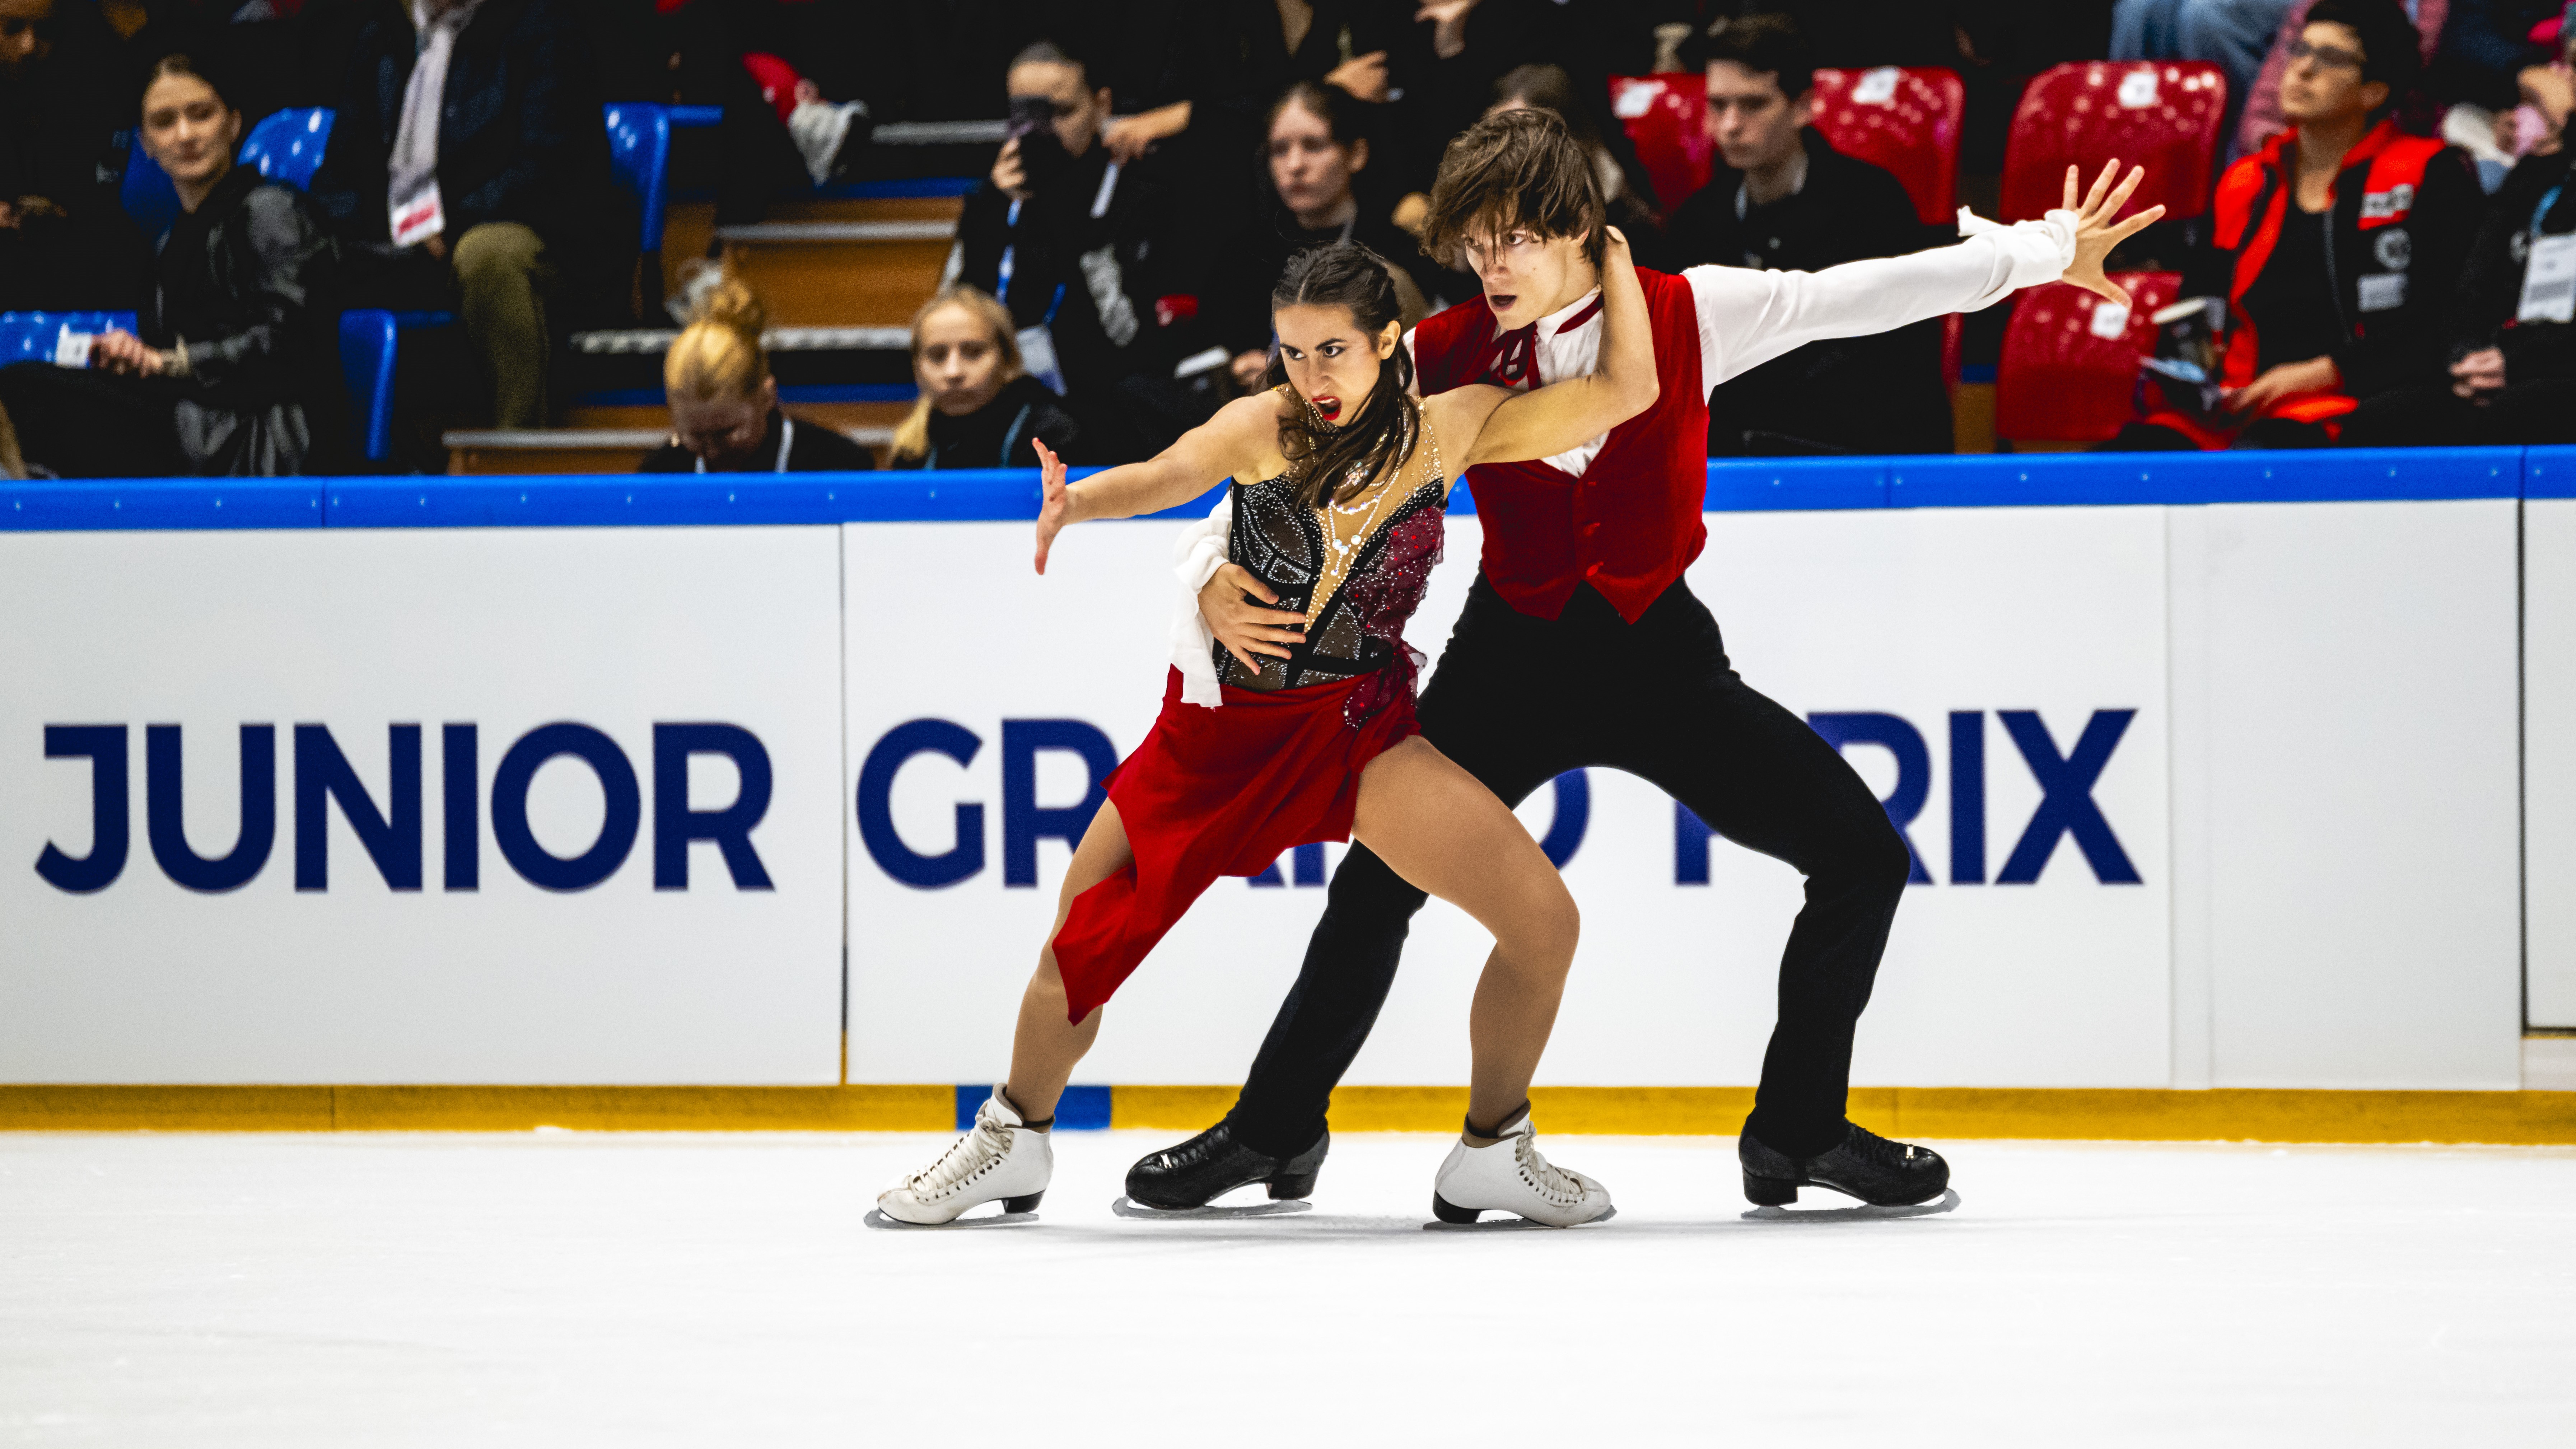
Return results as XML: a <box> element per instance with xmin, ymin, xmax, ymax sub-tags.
<box><xmin>1741</xmin><ymin>1188</ymin><xmax>1960</xmax><ymax>1224</ymax></box>
<box><xmin>1422</xmin><ymin>1205</ymin><xmax>1618</xmax><ymax>1232</ymax></box>
<box><xmin>1110</xmin><ymin>1195</ymin><xmax>1313</xmax><ymax>1221</ymax></box>
<box><xmin>864</xmin><ymin>1206</ymin><xmax>1039</xmax><ymax>1230</ymax></box>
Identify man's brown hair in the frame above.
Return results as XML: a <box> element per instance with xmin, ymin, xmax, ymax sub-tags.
<box><xmin>1419</xmin><ymin>107</ymin><xmax>1607</xmax><ymax>275</ymax></box>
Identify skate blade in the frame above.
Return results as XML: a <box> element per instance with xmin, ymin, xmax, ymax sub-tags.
<box><xmin>863</xmin><ymin>1206</ymin><xmax>1039</xmax><ymax>1230</ymax></box>
<box><xmin>1422</xmin><ymin>1205</ymin><xmax>1618</xmax><ymax>1232</ymax></box>
<box><xmin>1741</xmin><ymin>1188</ymin><xmax>1960</xmax><ymax>1223</ymax></box>
<box><xmin>1110</xmin><ymin>1195</ymin><xmax>1313</xmax><ymax>1221</ymax></box>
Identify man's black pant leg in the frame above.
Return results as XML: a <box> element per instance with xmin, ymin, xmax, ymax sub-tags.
<box><xmin>1224</xmin><ymin>584</ymin><xmax>1576</xmax><ymax>1157</ymax></box>
<box><xmin>1604</xmin><ymin>588</ymin><xmax>1913</xmax><ymax>1159</ymax></box>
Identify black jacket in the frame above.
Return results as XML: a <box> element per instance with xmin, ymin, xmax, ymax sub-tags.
<box><xmin>2454</xmin><ymin>147</ymin><xmax>2576</xmax><ymax>384</ymax></box>
<box><xmin>891</xmin><ymin>375</ymin><xmax>1085</xmax><ymax>471</ymax></box>
<box><xmin>308</xmin><ymin>0</ymin><xmax>612</xmax><ymax>255</ymax></box>
<box><xmin>0</xmin><ymin>7</ymin><xmax>149</xmax><ymax>310</ymax></box>
<box><xmin>638</xmin><ymin>408</ymin><xmax>877</xmax><ymax>472</ymax></box>
<box><xmin>145</xmin><ymin>164</ymin><xmax>349</xmax><ymax>476</ymax></box>
<box><xmin>956</xmin><ymin>143</ymin><xmax>1191</xmax><ymax>399</ymax></box>
<box><xmin>1670</xmin><ymin>129</ymin><xmax>1953</xmax><ymax>455</ymax></box>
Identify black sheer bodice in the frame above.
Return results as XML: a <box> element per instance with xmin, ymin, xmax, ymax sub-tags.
<box><xmin>1215</xmin><ymin>401</ymin><xmax>1450</xmax><ymax>713</ymax></box>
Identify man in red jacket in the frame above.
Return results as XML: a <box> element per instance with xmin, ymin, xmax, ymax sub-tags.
<box><xmin>1126</xmin><ymin>109</ymin><xmax>2158</xmax><ymax>1217</ymax></box>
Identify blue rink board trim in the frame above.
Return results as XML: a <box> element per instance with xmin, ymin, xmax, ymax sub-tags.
<box><xmin>957</xmin><ymin>1083</ymin><xmax>1109</xmax><ymax>1131</ymax></box>
<box><xmin>0</xmin><ymin>450</ymin><xmax>2542</xmax><ymax>530</ymax></box>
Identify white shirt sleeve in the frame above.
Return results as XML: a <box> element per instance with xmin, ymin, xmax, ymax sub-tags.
<box><xmin>1169</xmin><ymin>490</ymin><xmax>1235</xmax><ymax>707</ymax></box>
<box><xmin>1689</xmin><ymin>207</ymin><xmax>2080</xmax><ymax>389</ymax></box>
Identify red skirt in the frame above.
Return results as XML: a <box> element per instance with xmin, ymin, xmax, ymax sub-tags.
<box><xmin>1050</xmin><ymin>665</ymin><xmax>1419</xmax><ymax>1021</ymax></box>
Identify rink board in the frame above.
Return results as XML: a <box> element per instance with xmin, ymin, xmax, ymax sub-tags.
<box><xmin>2529</xmin><ymin>496</ymin><xmax>2576</xmax><ymax>1028</ymax></box>
<box><xmin>0</xmin><ymin>528</ymin><xmax>847</xmax><ymax>1084</ymax></box>
<box><xmin>0</xmin><ymin>452</ymin><xmax>2539</xmax><ymax>1093</ymax></box>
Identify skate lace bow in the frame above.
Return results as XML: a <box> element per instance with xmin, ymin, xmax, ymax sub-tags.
<box><xmin>1513</xmin><ymin>1132</ymin><xmax>1585</xmax><ymax>1204</ymax></box>
<box><xmin>909</xmin><ymin>1113</ymin><xmax>1013</xmax><ymax>1199</ymax></box>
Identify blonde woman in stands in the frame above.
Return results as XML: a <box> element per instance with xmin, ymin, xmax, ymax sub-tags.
<box><xmin>888</xmin><ymin>285</ymin><xmax>1085</xmax><ymax>470</ymax></box>
<box><xmin>640</xmin><ymin>276</ymin><xmax>876</xmax><ymax>473</ymax></box>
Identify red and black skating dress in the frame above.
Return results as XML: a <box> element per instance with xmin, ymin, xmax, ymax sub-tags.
<box><xmin>1049</xmin><ymin>402</ymin><xmax>1450</xmax><ymax>1020</ymax></box>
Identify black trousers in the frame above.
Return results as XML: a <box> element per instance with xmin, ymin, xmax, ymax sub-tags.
<box><xmin>1224</xmin><ymin>574</ymin><xmax>1914</xmax><ymax>1161</ymax></box>
<box><xmin>0</xmin><ymin>363</ymin><xmax>188</xmax><ymax>479</ymax></box>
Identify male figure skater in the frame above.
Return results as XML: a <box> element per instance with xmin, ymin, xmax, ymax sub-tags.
<box><xmin>1126</xmin><ymin>109</ymin><xmax>2159</xmax><ymax>1213</ymax></box>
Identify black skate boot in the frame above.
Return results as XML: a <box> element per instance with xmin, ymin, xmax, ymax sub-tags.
<box><xmin>1740</xmin><ymin>1122</ymin><xmax>1952</xmax><ymax>1212</ymax></box>
<box><xmin>1120</xmin><ymin>1121</ymin><xmax>1328</xmax><ymax>1215</ymax></box>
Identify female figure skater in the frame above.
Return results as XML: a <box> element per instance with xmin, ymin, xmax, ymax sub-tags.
<box><xmin>876</xmin><ymin>233</ymin><xmax>1658</xmax><ymax>1228</ymax></box>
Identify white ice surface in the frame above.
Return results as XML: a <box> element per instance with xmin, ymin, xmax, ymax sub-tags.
<box><xmin>4</xmin><ymin>1132</ymin><xmax>2572</xmax><ymax>1445</ymax></box>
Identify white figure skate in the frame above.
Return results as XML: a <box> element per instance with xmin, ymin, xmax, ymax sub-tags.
<box><xmin>871</xmin><ymin>1089</ymin><xmax>1051</xmax><ymax>1228</ymax></box>
<box><xmin>1426</xmin><ymin>1114</ymin><xmax>1615</xmax><ymax>1229</ymax></box>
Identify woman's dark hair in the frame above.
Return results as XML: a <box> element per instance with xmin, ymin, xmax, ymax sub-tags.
<box><xmin>1264</xmin><ymin>241</ymin><xmax>1418</xmax><ymax>509</ymax></box>
<box><xmin>1266</xmin><ymin>80</ymin><xmax>1365</xmax><ymax>153</ymax></box>
<box><xmin>1492</xmin><ymin>65</ymin><xmax>1601</xmax><ymax>150</ymax></box>
<box><xmin>2302</xmin><ymin>0</ymin><xmax>2422</xmax><ymax>105</ymax></box>
<box><xmin>140</xmin><ymin>51</ymin><xmax>237</xmax><ymax>115</ymax></box>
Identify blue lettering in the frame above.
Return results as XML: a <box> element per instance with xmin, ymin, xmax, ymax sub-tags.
<box><xmin>1249</xmin><ymin>841</ymin><xmax>1327</xmax><ymax>887</ymax></box>
<box><xmin>1675</xmin><ymin>800</ymin><xmax>1714</xmax><ymax>885</ymax></box>
<box><xmin>489</xmin><ymin>723</ymin><xmax>638</xmax><ymax>892</ymax></box>
<box><xmin>294</xmin><ymin>724</ymin><xmax>422</xmax><ymax>891</ymax></box>
<box><xmin>1002</xmin><ymin>720</ymin><xmax>1119</xmax><ymax>887</ymax></box>
<box><xmin>1809</xmin><ymin>712</ymin><xmax>1933</xmax><ymax>884</ymax></box>
<box><xmin>1996</xmin><ymin>709</ymin><xmax>2141</xmax><ymax>884</ymax></box>
<box><xmin>148</xmin><ymin>724</ymin><xmax>274</xmax><ymax>892</ymax></box>
<box><xmin>653</xmin><ymin>723</ymin><xmax>774</xmax><ymax>891</ymax></box>
<box><xmin>1949</xmin><ymin>710</ymin><xmax>1985</xmax><ymax>885</ymax></box>
<box><xmin>36</xmin><ymin>724</ymin><xmax>128</xmax><ymax>894</ymax></box>
<box><xmin>1537</xmin><ymin>770</ymin><xmax>1590</xmax><ymax>869</ymax></box>
<box><xmin>443</xmin><ymin>724</ymin><xmax>478</xmax><ymax>891</ymax></box>
<box><xmin>857</xmin><ymin>719</ymin><xmax>985</xmax><ymax>889</ymax></box>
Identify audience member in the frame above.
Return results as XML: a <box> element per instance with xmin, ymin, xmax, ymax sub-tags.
<box><xmin>954</xmin><ymin>39</ymin><xmax>1195</xmax><ymax>453</ymax></box>
<box><xmin>309</xmin><ymin>0</ymin><xmax>614</xmax><ymax>429</ymax></box>
<box><xmin>2339</xmin><ymin>107</ymin><xmax>2576</xmax><ymax>440</ymax></box>
<box><xmin>2425</xmin><ymin>0</ymin><xmax>2560</xmax><ymax>111</ymax></box>
<box><xmin>1486</xmin><ymin>63</ymin><xmax>1671</xmax><ymax>267</ymax></box>
<box><xmin>1215</xmin><ymin>81</ymin><xmax>1432</xmax><ymax>392</ymax></box>
<box><xmin>0</xmin><ymin>0</ymin><xmax>148</xmax><ymax>310</ymax></box>
<box><xmin>0</xmin><ymin>53</ymin><xmax>344</xmax><ymax>478</ymax></box>
<box><xmin>2112</xmin><ymin>0</ymin><xmax>2301</xmax><ymax>150</ymax></box>
<box><xmin>1669</xmin><ymin>14</ymin><xmax>1954</xmax><ymax>454</ymax></box>
<box><xmin>888</xmin><ymin>285</ymin><xmax>1085</xmax><ymax>471</ymax></box>
<box><xmin>2238</xmin><ymin>0</ymin><xmax>2447</xmax><ymax>156</ymax></box>
<box><xmin>2122</xmin><ymin>0</ymin><xmax>2484</xmax><ymax>448</ymax></box>
<box><xmin>640</xmin><ymin>275</ymin><xmax>874</xmax><ymax>472</ymax></box>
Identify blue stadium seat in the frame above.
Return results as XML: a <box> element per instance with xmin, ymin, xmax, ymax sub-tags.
<box><xmin>239</xmin><ymin>107</ymin><xmax>335</xmax><ymax>189</ymax></box>
<box><xmin>339</xmin><ymin>310</ymin><xmax>400</xmax><ymax>463</ymax></box>
<box><xmin>119</xmin><ymin>136</ymin><xmax>182</xmax><ymax>244</ymax></box>
<box><xmin>0</xmin><ymin>312</ymin><xmax>140</xmax><ymax>365</ymax></box>
<box><xmin>605</xmin><ymin>102</ymin><xmax>673</xmax><ymax>253</ymax></box>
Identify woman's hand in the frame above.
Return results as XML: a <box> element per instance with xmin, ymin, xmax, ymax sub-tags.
<box><xmin>1602</xmin><ymin>222</ymin><xmax>1632</xmax><ymax>266</ymax></box>
<box><xmin>2452</xmin><ymin>346</ymin><xmax>2507</xmax><ymax>400</ymax></box>
<box><xmin>91</xmin><ymin>329</ymin><xmax>163</xmax><ymax>377</ymax></box>
<box><xmin>1324</xmin><ymin>51</ymin><xmax>1390</xmax><ymax>104</ymax></box>
<box><xmin>2223</xmin><ymin>356</ymin><xmax>2340</xmax><ymax>416</ymax></box>
<box><xmin>1200</xmin><ymin>561</ymin><xmax>1305</xmax><ymax>671</ymax></box>
<box><xmin>1033</xmin><ymin>438</ymin><xmax>1076</xmax><ymax>574</ymax></box>
<box><xmin>1229</xmin><ymin>349</ymin><xmax>1270</xmax><ymax>390</ymax></box>
<box><xmin>2059</xmin><ymin>160</ymin><xmax>2166</xmax><ymax>305</ymax></box>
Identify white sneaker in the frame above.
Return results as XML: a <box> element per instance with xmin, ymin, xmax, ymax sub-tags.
<box><xmin>1431</xmin><ymin>1113</ymin><xmax>1613</xmax><ymax>1227</ymax></box>
<box><xmin>876</xmin><ymin>1089</ymin><xmax>1053</xmax><ymax>1225</ymax></box>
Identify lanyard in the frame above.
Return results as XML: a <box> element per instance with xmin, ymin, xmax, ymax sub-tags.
<box><xmin>695</xmin><ymin>415</ymin><xmax>794</xmax><ymax>473</ymax></box>
<box><xmin>2536</xmin><ymin>181</ymin><xmax>2569</xmax><ymax>238</ymax></box>
<box><xmin>995</xmin><ymin>160</ymin><xmax>1120</xmax><ymax>306</ymax></box>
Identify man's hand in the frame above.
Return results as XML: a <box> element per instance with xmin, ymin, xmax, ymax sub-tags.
<box><xmin>1103</xmin><ymin>101</ymin><xmax>1190</xmax><ymax>165</ymax></box>
<box><xmin>91</xmin><ymin>329</ymin><xmax>163</xmax><ymax>377</ymax></box>
<box><xmin>1033</xmin><ymin>438</ymin><xmax>1075</xmax><ymax>573</ymax></box>
<box><xmin>1324</xmin><ymin>51</ymin><xmax>1390</xmax><ymax>104</ymax></box>
<box><xmin>2059</xmin><ymin>160</ymin><xmax>2165</xmax><ymax>305</ymax></box>
<box><xmin>1200</xmin><ymin>561</ymin><xmax>1305</xmax><ymax>672</ymax></box>
<box><xmin>991</xmin><ymin>136</ymin><xmax>1029</xmax><ymax>201</ymax></box>
<box><xmin>2224</xmin><ymin>356</ymin><xmax>2340</xmax><ymax>416</ymax></box>
<box><xmin>1229</xmin><ymin>349</ymin><xmax>1270</xmax><ymax>390</ymax></box>
<box><xmin>2452</xmin><ymin>346</ymin><xmax>2507</xmax><ymax>400</ymax></box>
<box><xmin>1417</xmin><ymin>0</ymin><xmax>1478</xmax><ymax>58</ymax></box>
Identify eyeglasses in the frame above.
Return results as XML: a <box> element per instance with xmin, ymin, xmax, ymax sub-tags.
<box><xmin>2285</xmin><ymin>38</ymin><xmax>2366</xmax><ymax>72</ymax></box>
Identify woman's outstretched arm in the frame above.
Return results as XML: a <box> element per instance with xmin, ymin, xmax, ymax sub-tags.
<box><xmin>1447</xmin><ymin>226</ymin><xmax>1661</xmax><ymax>468</ymax></box>
<box><xmin>1033</xmin><ymin>393</ymin><xmax>1278</xmax><ymax>573</ymax></box>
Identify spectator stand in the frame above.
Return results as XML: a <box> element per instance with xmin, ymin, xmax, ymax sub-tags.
<box><xmin>1995</xmin><ymin>272</ymin><xmax>2182</xmax><ymax>450</ymax></box>
<box><xmin>1809</xmin><ymin>67</ymin><xmax>1965</xmax><ymax>229</ymax></box>
<box><xmin>1608</xmin><ymin>75</ymin><xmax>1717</xmax><ymax>218</ymax></box>
<box><xmin>2001</xmin><ymin>62</ymin><xmax>2226</xmax><ymax>231</ymax></box>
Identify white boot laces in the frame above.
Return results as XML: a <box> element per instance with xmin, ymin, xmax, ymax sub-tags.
<box><xmin>909</xmin><ymin>1110</ymin><xmax>1014</xmax><ymax>1200</ymax></box>
<box><xmin>1512</xmin><ymin>1129</ymin><xmax>1584</xmax><ymax>1206</ymax></box>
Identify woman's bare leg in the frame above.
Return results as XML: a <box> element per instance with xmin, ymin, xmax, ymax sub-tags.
<box><xmin>1350</xmin><ymin>737</ymin><xmax>1580</xmax><ymax>1133</ymax></box>
<box><xmin>1000</xmin><ymin>800</ymin><xmax>1132</xmax><ymax>1120</ymax></box>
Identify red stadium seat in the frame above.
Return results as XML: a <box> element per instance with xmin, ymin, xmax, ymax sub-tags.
<box><xmin>2000</xmin><ymin>62</ymin><xmax>2226</xmax><ymax>224</ymax></box>
<box><xmin>1995</xmin><ymin>271</ymin><xmax>2181</xmax><ymax>443</ymax></box>
<box><xmin>1808</xmin><ymin>66</ymin><xmax>1964</xmax><ymax>228</ymax></box>
<box><xmin>1609</xmin><ymin>74</ymin><xmax>1714</xmax><ymax>212</ymax></box>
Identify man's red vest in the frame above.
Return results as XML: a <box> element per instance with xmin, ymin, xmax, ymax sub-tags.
<box><xmin>1414</xmin><ymin>267</ymin><xmax>1708</xmax><ymax>623</ymax></box>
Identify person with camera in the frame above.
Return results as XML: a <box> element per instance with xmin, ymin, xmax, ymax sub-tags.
<box><xmin>954</xmin><ymin>39</ymin><xmax>1196</xmax><ymax>459</ymax></box>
